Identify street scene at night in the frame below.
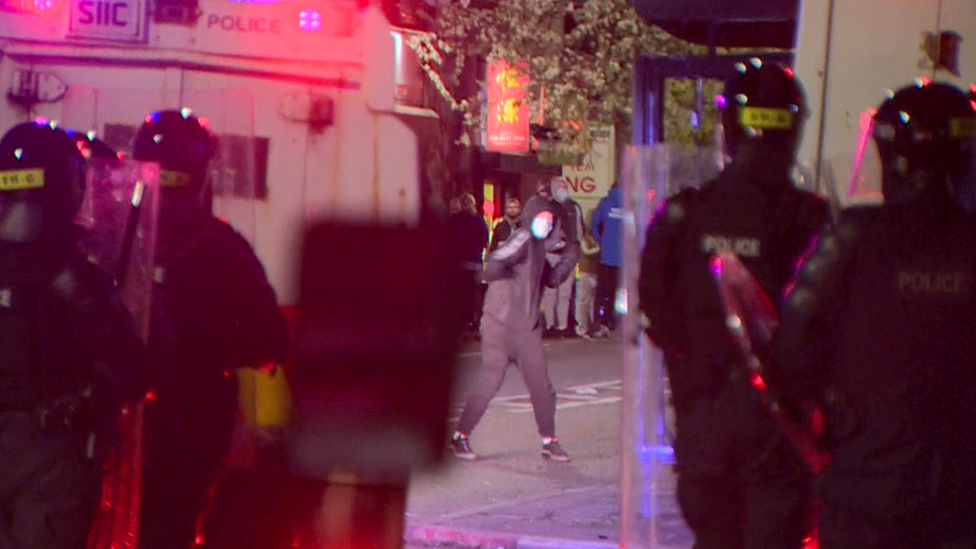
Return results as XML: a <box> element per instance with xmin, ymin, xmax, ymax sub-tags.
<box><xmin>2</xmin><ymin>0</ymin><xmax>976</xmax><ymax>548</ymax></box>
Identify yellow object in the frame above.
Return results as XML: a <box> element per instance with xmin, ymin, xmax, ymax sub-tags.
<box><xmin>950</xmin><ymin>117</ymin><xmax>976</xmax><ymax>139</ymax></box>
<box><xmin>739</xmin><ymin>107</ymin><xmax>794</xmax><ymax>130</ymax></box>
<box><xmin>0</xmin><ymin>168</ymin><xmax>44</xmax><ymax>191</ymax></box>
<box><xmin>159</xmin><ymin>170</ymin><xmax>192</xmax><ymax>187</ymax></box>
<box><xmin>237</xmin><ymin>366</ymin><xmax>293</xmax><ymax>428</ymax></box>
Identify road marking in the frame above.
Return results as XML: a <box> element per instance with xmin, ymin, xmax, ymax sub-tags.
<box><xmin>450</xmin><ymin>379</ymin><xmax>623</xmax><ymax>419</ymax></box>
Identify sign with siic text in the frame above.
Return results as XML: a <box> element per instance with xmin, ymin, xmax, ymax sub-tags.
<box><xmin>69</xmin><ymin>0</ymin><xmax>146</xmax><ymax>42</ymax></box>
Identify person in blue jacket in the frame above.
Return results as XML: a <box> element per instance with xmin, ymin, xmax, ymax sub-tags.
<box><xmin>590</xmin><ymin>182</ymin><xmax>623</xmax><ymax>337</ymax></box>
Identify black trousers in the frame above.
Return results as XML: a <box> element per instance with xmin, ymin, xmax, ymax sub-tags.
<box><xmin>593</xmin><ymin>264</ymin><xmax>619</xmax><ymax>331</ymax></box>
<box><xmin>138</xmin><ymin>384</ymin><xmax>237</xmax><ymax>549</ymax></box>
<box><xmin>0</xmin><ymin>412</ymin><xmax>101</xmax><ymax>549</ymax></box>
<box><xmin>673</xmin><ymin>381</ymin><xmax>813</xmax><ymax>549</ymax></box>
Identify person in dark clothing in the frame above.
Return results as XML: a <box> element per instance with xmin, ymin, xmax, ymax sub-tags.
<box><xmin>450</xmin><ymin>194</ymin><xmax>580</xmax><ymax>462</ymax></box>
<box><xmin>590</xmin><ymin>182</ymin><xmax>622</xmax><ymax>337</ymax></box>
<box><xmin>132</xmin><ymin>110</ymin><xmax>290</xmax><ymax>549</ymax></box>
<box><xmin>0</xmin><ymin>121</ymin><xmax>149</xmax><ymax>549</ymax></box>
<box><xmin>775</xmin><ymin>81</ymin><xmax>976</xmax><ymax>549</ymax></box>
<box><xmin>447</xmin><ymin>193</ymin><xmax>489</xmax><ymax>332</ymax></box>
<box><xmin>639</xmin><ymin>60</ymin><xmax>829</xmax><ymax>549</ymax></box>
<box><xmin>544</xmin><ymin>178</ymin><xmax>583</xmax><ymax>338</ymax></box>
<box><xmin>490</xmin><ymin>198</ymin><xmax>521</xmax><ymax>252</ymax></box>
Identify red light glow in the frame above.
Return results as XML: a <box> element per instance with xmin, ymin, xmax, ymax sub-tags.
<box><xmin>3</xmin><ymin>0</ymin><xmax>63</xmax><ymax>16</ymax></box>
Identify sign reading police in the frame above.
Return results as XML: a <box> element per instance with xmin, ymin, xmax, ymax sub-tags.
<box><xmin>70</xmin><ymin>0</ymin><xmax>145</xmax><ymax>42</ymax></box>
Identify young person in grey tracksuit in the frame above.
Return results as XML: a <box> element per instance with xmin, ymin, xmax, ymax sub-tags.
<box><xmin>450</xmin><ymin>194</ymin><xmax>580</xmax><ymax>462</ymax></box>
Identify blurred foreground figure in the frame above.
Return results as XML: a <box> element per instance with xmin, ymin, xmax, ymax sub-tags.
<box><xmin>775</xmin><ymin>81</ymin><xmax>976</xmax><ymax>549</ymax></box>
<box><xmin>451</xmin><ymin>193</ymin><xmax>580</xmax><ymax>462</ymax></box>
<box><xmin>639</xmin><ymin>60</ymin><xmax>828</xmax><ymax>549</ymax></box>
<box><xmin>0</xmin><ymin>121</ymin><xmax>148</xmax><ymax>549</ymax></box>
<box><xmin>132</xmin><ymin>110</ymin><xmax>290</xmax><ymax>549</ymax></box>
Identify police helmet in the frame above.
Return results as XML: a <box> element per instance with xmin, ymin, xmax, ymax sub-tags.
<box><xmin>0</xmin><ymin>121</ymin><xmax>87</xmax><ymax>242</ymax></box>
<box><xmin>872</xmin><ymin>80</ymin><xmax>976</xmax><ymax>205</ymax></box>
<box><xmin>132</xmin><ymin>109</ymin><xmax>216</xmax><ymax>205</ymax></box>
<box><xmin>721</xmin><ymin>58</ymin><xmax>807</xmax><ymax>158</ymax></box>
<box><xmin>67</xmin><ymin>130</ymin><xmax>121</xmax><ymax>164</ymax></box>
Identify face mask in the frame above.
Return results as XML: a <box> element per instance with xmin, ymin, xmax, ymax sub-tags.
<box><xmin>554</xmin><ymin>188</ymin><xmax>570</xmax><ymax>203</ymax></box>
<box><xmin>530</xmin><ymin>211</ymin><xmax>554</xmax><ymax>239</ymax></box>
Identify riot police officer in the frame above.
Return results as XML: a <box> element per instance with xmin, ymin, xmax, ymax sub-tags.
<box><xmin>132</xmin><ymin>110</ymin><xmax>290</xmax><ymax>549</ymax></box>
<box><xmin>638</xmin><ymin>59</ymin><xmax>829</xmax><ymax>549</ymax></box>
<box><xmin>775</xmin><ymin>81</ymin><xmax>976</xmax><ymax>549</ymax></box>
<box><xmin>0</xmin><ymin>121</ymin><xmax>149</xmax><ymax>549</ymax></box>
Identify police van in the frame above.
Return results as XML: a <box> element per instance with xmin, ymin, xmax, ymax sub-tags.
<box><xmin>0</xmin><ymin>0</ymin><xmax>437</xmax><ymax>425</ymax></box>
<box><xmin>0</xmin><ymin>0</ymin><xmax>433</xmax><ymax>302</ymax></box>
<box><xmin>0</xmin><ymin>3</ymin><xmax>436</xmax><ymax>543</ymax></box>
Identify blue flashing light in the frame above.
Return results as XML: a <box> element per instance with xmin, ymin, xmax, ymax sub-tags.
<box><xmin>299</xmin><ymin>9</ymin><xmax>321</xmax><ymax>32</ymax></box>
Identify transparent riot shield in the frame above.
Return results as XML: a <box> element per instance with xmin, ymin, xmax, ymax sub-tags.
<box><xmin>620</xmin><ymin>142</ymin><xmax>721</xmax><ymax>549</ymax></box>
<box><xmin>709</xmin><ymin>251</ymin><xmax>829</xmax><ymax>474</ymax></box>
<box><xmin>820</xmin><ymin>109</ymin><xmax>884</xmax><ymax>216</ymax></box>
<box><xmin>178</xmin><ymin>89</ymin><xmax>287</xmax><ymax>469</ymax></box>
<box><xmin>77</xmin><ymin>158</ymin><xmax>160</xmax><ymax>549</ymax></box>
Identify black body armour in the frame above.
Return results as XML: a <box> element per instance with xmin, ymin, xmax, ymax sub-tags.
<box><xmin>655</xmin><ymin>174</ymin><xmax>827</xmax><ymax>408</ymax></box>
<box><xmin>0</xmin><ymin>243</ymin><xmax>85</xmax><ymax>411</ymax></box>
<box><xmin>815</xmin><ymin>205</ymin><xmax>976</xmax><ymax>493</ymax></box>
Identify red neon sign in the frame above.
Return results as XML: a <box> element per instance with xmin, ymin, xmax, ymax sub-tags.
<box><xmin>486</xmin><ymin>60</ymin><xmax>530</xmax><ymax>154</ymax></box>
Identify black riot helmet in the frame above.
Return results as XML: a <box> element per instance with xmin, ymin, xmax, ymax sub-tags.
<box><xmin>67</xmin><ymin>130</ymin><xmax>122</xmax><ymax>165</ymax></box>
<box><xmin>0</xmin><ymin>121</ymin><xmax>87</xmax><ymax>242</ymax></box>
<box><xmin>132</xmin><ymin>109</ymin><xmax>217</xmax><ymax>211</ymax></box>
<box><xmin>871</xmin><ymin>80</ymin><xmax>976</xmax><ymax>206</ymax></box>
<box><xmin>721</xmin><ymin>58</ymin><xmax>807</xmax><ymax>175</ymax></box>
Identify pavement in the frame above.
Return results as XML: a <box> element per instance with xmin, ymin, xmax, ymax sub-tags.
<box><xmin>401</xmin><ymin>336</ymin><xmax>695</xmax><ymax>549</ymax></box>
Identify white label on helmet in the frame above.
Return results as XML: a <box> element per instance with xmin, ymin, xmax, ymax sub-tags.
<box><xmin>950</xmin><ymin>117</ymin><xmax>976</xmax><ymax>139</ymax></box>
<box><xmin>0</xmin><ymin>169</ymin><xmax>45</xmax><ymax>191</ymax></box>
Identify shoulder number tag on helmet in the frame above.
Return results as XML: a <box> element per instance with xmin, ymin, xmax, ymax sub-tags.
<box><xmin>0</xmin><ymin>169</ymin><xmax>45</xmax><ymax>191</ymax></box>
<box><xmin>740</xmin><ymin>107</ymin><xmax>794</xmax><ymax>130</ymax></box>
<box><xmin>950</xmin><ymin>117</ymin><xmax>976</xmax><ymax>139</ymax></box>
<box><xmin>159</xmin><ymin>170</ymin><xmax>192</xmax><ymax>188</ymax></box>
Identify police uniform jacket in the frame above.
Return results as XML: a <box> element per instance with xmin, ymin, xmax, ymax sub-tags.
<box><xmin>776</xmin><ymin>196</ymin><xmax>976</xmax><ymax>518</ymax></box>
<box><xmin>639</xmin><ymin>172</ymin><xmax>828</xmax><ymax>409</ymax></box>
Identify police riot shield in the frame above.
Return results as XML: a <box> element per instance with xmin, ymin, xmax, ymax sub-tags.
<box><xmin>709</xmin><ymin>251</ymin><xmax>829</xmax><ymax>474</ymax></box>
<box><xmin>620</xmin><ymin>142</ymin><xmax>721</xmax><ymax>549</ymax></box>
<box><xmin>824</xmin><ymin>109</ymin><xmax>885</xmax><ymax>214</ymax></box>
<box><xmin>76</xmin><ymin>158</ymin><xmax>160</xmax><ymax>549</ymax></box>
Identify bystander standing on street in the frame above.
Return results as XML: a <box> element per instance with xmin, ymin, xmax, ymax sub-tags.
<box><xmin>544</xmin><ymin>177</ymin><xmax>583</xmax><ymax>339</ymax></box>
<box><xmin>574</xmin><ymin>232</ymin><xmax>600</xmax><ymax>338</ymax></box>
<box><xmin>448</xmin><ymin>193</ymin><xmax>489</xmax><ymax>335</ymax></box>
<box><xmin>591</xmin><ymin>182</ymin><xmax>622</xmax><ymax>338</ymax></box>
<box><xmin>490</xmin><ymin>198</ymin><xmax>522</xmax><ymax>252</ymax></box>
